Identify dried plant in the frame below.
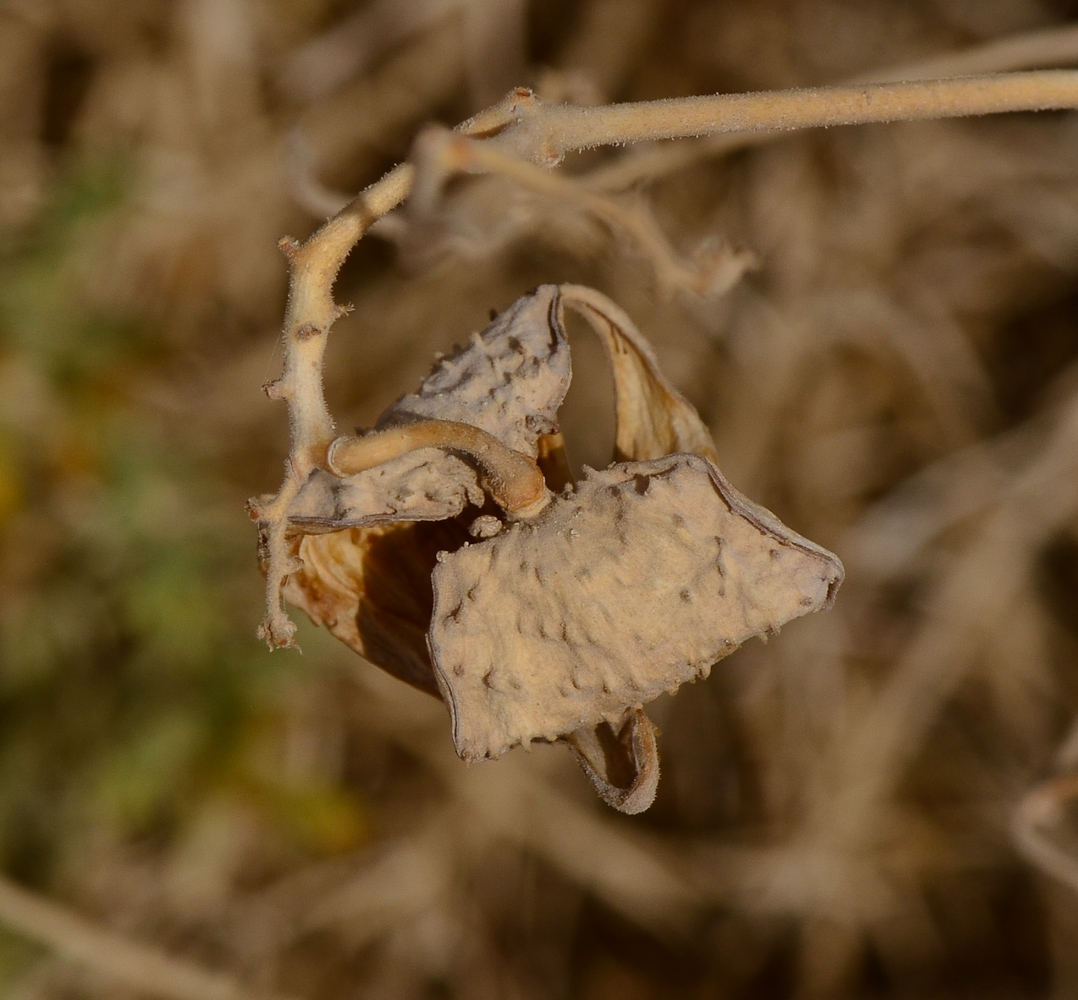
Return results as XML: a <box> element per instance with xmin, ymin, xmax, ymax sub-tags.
<box><xmin>251</xmin><ymin>70</ymin><xmax>1078</xmax><ymax>816</ymax></box>
<box><xmin>11</xmin><ymin>4</ymin><xmax>1078</xmax><ymax>997</ymax></box>
<box><xmin>254</xmin><ymin>282</ymin><xmax>842</xmax><ymax>812</ymax></box>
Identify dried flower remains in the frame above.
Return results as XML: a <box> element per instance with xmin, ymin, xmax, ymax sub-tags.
<box><xmin>249</xmin><ymin>74</ymin><xmax>1078</xmax><ymax>811</ymax></box>
<box><xmin>252</xmin><ymin>283</ymin><xmax>843</xmax><ymax>813</ymax></box>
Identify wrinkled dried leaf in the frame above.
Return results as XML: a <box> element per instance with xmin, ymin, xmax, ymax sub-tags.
<box><xmin>283</xmin><ymin>285</ymin><xmax>572</xmax><ymax>689</ymax></box>
<box><xmin>289</xmin><ymin>452</ymin><xmax>485</xmax><ymax>530</ymax></box>
<box><xmin>553</xmin><ymin>286</ymin><xmax>726</xmax><ymax>808</ymax></box>
<box><xmin>285</xmin><ymin>518</ymin><xmax>472</xmax><ymax>694</ymax></box>
<box><xmin>429</xmin><ymin>453</ymin><xmax>843</xmax><ymax>761</ymax></box>
<box><xmin>287</xmin><ymin>285</ymin><xmax>570</xmax><ymax>530</ymax></box>
<box><xmin>381</xmin><ymin>285</ymin><xmax>572</xmax><ymax>455</ymax></box>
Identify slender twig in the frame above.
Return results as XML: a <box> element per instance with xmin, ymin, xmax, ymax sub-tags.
<box><xmin>592</xmin><ymin>35</ymin><xmax>1078</xmax><ymax>190</ymax></box>
<box><xmin>481</xmin><ymin>71</ymin><xmax>1078</xmax><ymax>164</ymax></box>
<box><xmin>0</xmin><ymin>874</ymin><xmax>295</xmax><ymax>1000</ymax></box>
<box><xmin>418</xmin><ymin>127</ymin><xmax>755</xmax><ymax>296</ymax></box>
<box><xmin>249</xmin><ymin>163</ymin><xmax>413</xmax><ymax>646</ymax></box>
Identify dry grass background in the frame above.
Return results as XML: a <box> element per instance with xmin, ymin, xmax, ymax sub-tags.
<box><xmin>3</xmin><ymin>0</ymin><xmax>1078</xmax><ymax>997</ymax></box>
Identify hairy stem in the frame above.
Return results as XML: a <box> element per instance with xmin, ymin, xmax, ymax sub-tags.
<box><xmin>590</xmin><ymin>37</ymin><xmax>1078</xmax><ymax>190</ymax></box>
<box><xmin>251</xmin><ymin>163</ymin><xmax>414</xmax><ymax>647</ymax></box>
<box><xmin>489</xmin><ymin>71</ymin><xmax>1078</xmax><ymax>163</ymax></box>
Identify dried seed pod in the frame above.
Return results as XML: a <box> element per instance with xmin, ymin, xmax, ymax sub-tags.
<box><xmin>428</xmin><ymin>454</ymin><xmax>843</xmax><ymax>762</ymax></box>
<box><xmin>269</xmin><ymin>283</ymin><xmax>844</xmax><ymax>813</ymax></box>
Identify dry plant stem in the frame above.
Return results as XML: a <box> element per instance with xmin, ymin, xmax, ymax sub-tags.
<box><xmin>0</xmin><ymin>875</ymin><xmax>294</xmax><ymax>1000</ymax></box>
<box><xmin>256</xmin><ymin>69</ymin><xmax>1078</xmax><ymax>647</ymax></box>
<box><xmin>434</xmin><ymin>131</ymin><xmax>742</xmax><ymax>295</ymax></box>
<box><xmin>329</xmin><ymin>421</ymin><xmax>550</xmax><ymax>515</ymax></box>
<box><xmin>486</xmin><ymin>71</ymin><xmax>1078</xmax><ymax>163</ymax></box>
<box><xmin>253</xmin><ymin>162</ymin><xmax>413</xmax><ymax>646</ymax></box>
<box><xmin>589</xmin><ymin>28</ymin><xmax>1078</xmax><ymax>190</ymax></box>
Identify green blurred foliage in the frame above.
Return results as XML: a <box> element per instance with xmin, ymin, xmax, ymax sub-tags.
<box><xmin>0</xmin><ymin>158</ymin><xmax>367</xmax><ymax>944</ymax></box>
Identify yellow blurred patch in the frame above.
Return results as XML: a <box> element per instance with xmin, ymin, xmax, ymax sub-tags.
<box><xmin>267</xmin><ymin>783</ymin><xmax>369</xmax><ymax>855</ymax></box>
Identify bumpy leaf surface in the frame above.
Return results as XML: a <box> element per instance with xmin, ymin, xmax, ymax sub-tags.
<box><xmin>430</xmin><ymin>453</ymin><xmax>844</xmax><ymax>761</ymax></box>
<box><xmin>287</xmin><ymin>286</ymin><xmax>571</xmax><ymax>531</ymax></box>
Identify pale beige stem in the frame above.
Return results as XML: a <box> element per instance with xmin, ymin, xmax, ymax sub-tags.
<box><xmin>484</xmin><ymin>71</ymin><xmax>1078</xmax><ymax>164</ymax></box>
<box><xmin>251</xmin><ymin>91</ymin><xmax>542</xmax><ymax>647</ymax></box>
<box><xmin>0</xmin><ymin>875</ymin><xmax>295</xmax><ymax>1000</ymax></box>
<box><xmin>252</xmin><ymin>162</ymin><xmax>414</xmax><ymax>647</ymax></box>
<box><xmin>410</xmin><ymin>71</ymin><xmax>1078</xmax><ymax>204</ymax></box>
<box><xmin>329</xmin><ymin>421</ymin><xmax>551</xmax><ymax>516</ymax></box>
<box><xmin>591</xmin><ymin>33</ymin><xmax>1078</xmax><ymax>189</ymax></box>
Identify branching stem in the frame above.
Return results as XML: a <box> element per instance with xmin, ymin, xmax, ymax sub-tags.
<box><xmin>422</xmin><ymin>130</ymin><xmax>753</xmax><ymax>296</ymax></box>
<box><xmin>253</xmin><ymin>69</ymin><xmax>1078</xmax><ymax>647</ymax></box>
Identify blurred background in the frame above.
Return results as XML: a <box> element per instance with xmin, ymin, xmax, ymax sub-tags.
<box><xmin>3</xmin><ymin>0</ymin><xmax>1078</xmax><ymax>997</ymax></box>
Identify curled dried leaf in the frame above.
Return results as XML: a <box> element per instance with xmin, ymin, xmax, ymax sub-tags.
<box><xmin>378</xmin><ymin>285</ymin><xmax>571</xmax><ymax>455</ymax></box>
<box><xmin>288</xmin><ymin>451</ymin><xmax>484</xmax><ymax>530</ymax></box>
<box><xmin>565</xmin><ymin>708</ymin><xmax>660</xmax><ymax>816</ymax></box>
<box><xmin>281</xmin><ymin>285</ymin><xmax>573</xmax><ymax>691</ymax></box>
<box><xmin>559</xmin><ymin>284</ymin><xmax>718</xmax><ymax>462</ymax></box>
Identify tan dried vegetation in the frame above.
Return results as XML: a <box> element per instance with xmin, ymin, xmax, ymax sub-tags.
<box><xmin>4</xmin><ymin>1</ymin><xmax>1078</xmax><ymax>998</ymax></box>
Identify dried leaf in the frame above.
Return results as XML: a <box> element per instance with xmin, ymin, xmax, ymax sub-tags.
<box><xmin>429</xmin><ymin>453</ymin><xmax>843</xmax><ymax>761</ymax></box>
<box><xmin>285</xmin><ymin>519</ymin><xmax>472</xmax><ymax>694</ymax></box>
<box><xmin>288</xmin><ymin>284</ymin><xmax>570</xmax><ymax>531</ymax></box>
<box><xmin>553</xmin><ymin>285</ymin><xmax>722</xmax><ymax>808</ymax></box>
<box><xmin>559</xmin><ymin>284</ymin><xmax>718</xmax><ymax>462</ymax></box>
<box><xmin>380</xmin><ymin>285</ymin><xmax>572</xmax><ymax>455</ymax></box>
<box><xmin>288</xmin><ymin>452</ymin><xmax>484</xmax><ymax>530</ymax></box>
